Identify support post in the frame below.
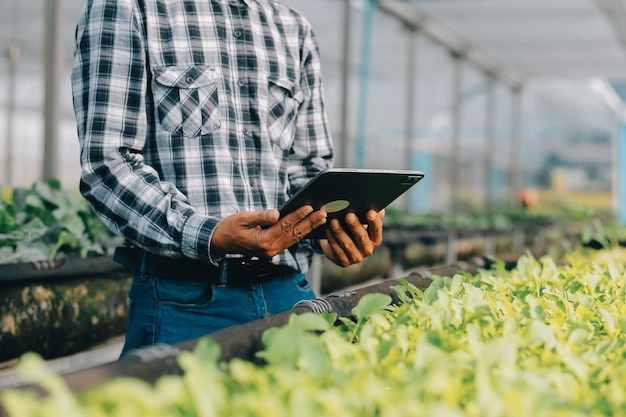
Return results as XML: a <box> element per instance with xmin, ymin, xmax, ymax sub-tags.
<box><xmin>485</xmin><ymin>76</ymin><xmax>497</xmax><ymax>205</ymax></box>
<box><xmin>446</xmin><ymin>230</ymin><xmax>458</xmax><ymax>265</ymax></box>
<box><xmin>619</xmin><ymin>124</ymin><xmax>626</xmax><ymax>224</ymax></box>
<box><xmin>5</xmin><ymin>44</ymin><xmax>20</xmax><ymax>185</ymax></box>
<box><xmin>404</xmin><ymin>27</ymin><xmax>418</xmax><ymax>172</ymax></box>
<box><xmin>509</xmin><ymin>85</ymin><xmax>523</xmax><ymax>205</ymax></box>
<box><xmin>355</xmin><ymin>0</ymin><xmax>377</xmax><ymax>169</ymax></box>
<box><xmin>307</xmin><ymin>255</ymin><xmax>323</xmax><ymax>296</ymax></box>
<box><xmin>450</xmin><ymin>53</ymin><xmax>464</xmax><ymax>212</ymax></box>
<box><xmin>338</xmin><ymin>0</ymin><xmax>352</xmax><ymax>168</ymax></box>
<box><xmin>43</xmin><ymin>0</ymin><xmax>64</xmax><ymax>181</ymax></box>
<box><xmin>611</xmin><ymin>119</ymin><xmax>619</xmax><ymax>220</ymax></box>
<box><xmin>403</xmin><ymin>27</ymin><xmax>419</xmax><ymax>210</ymax></box>
<box><xmin>413</xmin><ymin>150</ymin><xmax>432</xmax><ymax>212</ymax></box>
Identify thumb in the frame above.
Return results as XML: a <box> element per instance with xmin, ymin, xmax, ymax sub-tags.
<box><xmin>256</xmin><ymin>209</ymin><xmax>280</xmax><ymax>227</ymax></box>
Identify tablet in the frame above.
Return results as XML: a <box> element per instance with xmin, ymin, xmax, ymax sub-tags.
<box><xmin>279</xmin><ymin>168</ymin><xmax>424</xmax><ymax>239</ymax></box>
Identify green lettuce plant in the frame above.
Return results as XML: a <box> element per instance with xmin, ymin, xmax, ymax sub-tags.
<box><xmin>0</xmin><ymin>180</ymin><xmax>122</xmax><ymax>265</ymax></box>
<box><xmin>3</xmin><ymin>246</ymin><xmax>626</xmax><ymax>416</ymax></box>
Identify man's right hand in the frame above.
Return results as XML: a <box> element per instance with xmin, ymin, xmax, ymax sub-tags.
<box><xmin>210</xmin><ymin>206</ymin><xmax>327</xmax><ymax>259</ymax></box>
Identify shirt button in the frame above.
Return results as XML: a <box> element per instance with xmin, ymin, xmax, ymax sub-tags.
<box><xmin>237</xmin><ymin>79</ymin><xmax>246</xmax><ymax>87</ymax></box>
<box><xmin>185</xmin><ymin>76</ymin><xmax>194</xmax><ymax>84</ymax></box>
<box><xmin>243</xmin><ymin>128</ymin><xmax>251</xmax><ymax>136</ymax></box>
<box><xmin>234</xmin><ymin>30</ymin><xmax>242</xmax><ymax>37</ymax></box>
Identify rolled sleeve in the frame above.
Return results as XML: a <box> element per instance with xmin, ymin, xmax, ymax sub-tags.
<box><xmin>181</xmin><ymin>214</ymin><xmax>221</xmax><ymax>265</ymax></box>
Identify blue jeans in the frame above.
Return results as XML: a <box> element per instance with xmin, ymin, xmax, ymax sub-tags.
<box><xmin>120</xmin><ymin>270</ymin><xmax>316</xmax><ymax>357</ymax></box>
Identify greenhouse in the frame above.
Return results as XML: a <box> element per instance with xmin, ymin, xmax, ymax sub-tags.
<box><xmin>1</xmin><ymin>0</ymin><xmax>626</xmax><ymax>415</ymax></box>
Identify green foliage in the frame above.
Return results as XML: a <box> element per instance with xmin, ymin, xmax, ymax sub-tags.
<box><xmin>580</xmin><ymin>217</ymin><xmax>626</xmax><ymax>249</ymax></box>
<box><xmin>384</xmin><ymin>203</ymin><xmax>609</xmax><ymax>232</ymax></box>
<box><xmin>4</xmin><ymin>247</ymin><xmax>626</xmax><ymax>416</ymax></box>
<box><xmin>0</xmin><ymin>180</ymin><xmax>122</xmax><ymax>264</ymax></box>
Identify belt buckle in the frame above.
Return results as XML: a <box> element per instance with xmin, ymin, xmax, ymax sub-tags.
<box><xmin>238</xmin><ymin>258</ymin><xmax>257</xmax><ymax>267</ymax></box>
<box><xmin>240</xmin><ymin>257</ymin><xmax>274</xmax><ymax>282</ymax></box>
<box><xmin>221</xmin><ymin>255</ymin><xmax>264</xmax><ymax>286</ymax></box>
<box><xmin>218</xmin><ymin>255</ymin><xmax>242</xmax><ymax>287</ymax></box>
<box><xmin>256</xmin><ymin>264</ymin><xmax>274</xmax><ymax>280</ymax></box>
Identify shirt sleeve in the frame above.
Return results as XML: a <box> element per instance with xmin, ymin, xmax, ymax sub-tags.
<box><xmin>287</xmin><ymin>21</ymin><xmax>334</xmax><ymax>195</ymax></box>
<box><xmin>71</xmin><ymin>0</ymin><xmax>219</xmax><ymax>263</ymax></box>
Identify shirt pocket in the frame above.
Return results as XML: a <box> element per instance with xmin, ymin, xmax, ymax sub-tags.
<box><xmin>153</xmin><ymin>65</ymin><xmax>221</xmax><ymax>138</ymax></box>
<box><xmin>267</xmin><ymin>75</ymin><xmax>304</xmax><ymax>150</ymax></box>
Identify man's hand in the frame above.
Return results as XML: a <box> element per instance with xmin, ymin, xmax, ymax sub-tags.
<box><xmin>211</xmin><ymin>206</ymin><xmax>327</xmax><ymax>259</ymax></box>
<box><xmin>318</xmin><ymin>209</ymin><xmax>385</xmax><ymax>267</ymax></box>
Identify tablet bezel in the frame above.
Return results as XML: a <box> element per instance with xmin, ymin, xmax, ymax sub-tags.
<box><xmin>279</xmin><ymin>168</ymin><xmax>424</xmax><ymax>240</ymax></box>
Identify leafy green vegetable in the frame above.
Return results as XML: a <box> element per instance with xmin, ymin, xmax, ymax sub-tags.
<box><xmin>0</xmin><ymin>180</ymin><xmax>122</xmax><ymax>264</ymax></box>
<box><xmin>4</xmin><ymin>247</ymin><xmax>626</xmax><ymax>416</ymax></box>
<box><xmin>257</xmin><ymin>313</ymin><xmax>331</xmax><ymax>373</ymax></box>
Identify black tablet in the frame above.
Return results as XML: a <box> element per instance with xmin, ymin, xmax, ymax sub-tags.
<box><xmin>279</xmin><ymin>168</ymin><xmax>425</xmax><ymax>239</ymax></box>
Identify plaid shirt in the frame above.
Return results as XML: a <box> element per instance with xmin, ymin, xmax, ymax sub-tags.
<box><xmin>71</xmin><ymin>0</ymin><xmax>333</xmax><ymax>272</ymax></box>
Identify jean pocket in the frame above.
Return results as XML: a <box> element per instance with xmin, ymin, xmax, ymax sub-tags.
<box><xmin>154</xmin><ymin>277</ymin><xmax>214</xmax><ymax>310</ymax></box>
<box><xmin>292</xmin><ymin>273</ymin><xmax>312</xmax><ymax>292</ymax></box>
<box><xmin>153</xmin><ymin>65</ymin><xmax>221</xmax><ymax>137</ymax></box>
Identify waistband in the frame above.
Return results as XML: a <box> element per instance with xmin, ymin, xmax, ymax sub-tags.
<box><xmin>113</xmin><ymin>246</ymin><xmax>295</xmax><ymax>286</ymax></box>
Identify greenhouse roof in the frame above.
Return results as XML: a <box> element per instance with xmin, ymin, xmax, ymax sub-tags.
<box><xmin>385</xmin><ymin>0</ymin><xmax>626</xmax><ymax>84</ymax></box>
<box><xmin>3</xmin><ymin>0</ymin><xmax>626</xmax><ymax>84</ymax></box>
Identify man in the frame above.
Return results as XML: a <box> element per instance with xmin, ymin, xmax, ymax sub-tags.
<box><xmin>71</xmin><ymin>0</ymin><xmax>384</xmax><ymax>356</ymax></box>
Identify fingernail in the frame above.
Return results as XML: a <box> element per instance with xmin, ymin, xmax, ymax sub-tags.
<box><xmin>347</xmin><ymin>213</ymin><xmax>356</xmax><ymax>224</ymax></box>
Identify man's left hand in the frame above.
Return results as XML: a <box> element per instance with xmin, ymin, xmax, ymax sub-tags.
<box><xmin>318</xmin><ymin>209</ymin><xmax>385</xmax><ymax>267</ymax></box>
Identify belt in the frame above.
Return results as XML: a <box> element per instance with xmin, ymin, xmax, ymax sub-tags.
<box><xmin>113</xmin><ymin>246</ymin><xmax>295</xmax><ymax>286</ymax></box>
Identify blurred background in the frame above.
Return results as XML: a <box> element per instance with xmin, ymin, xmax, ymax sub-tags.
<box><xmin>2</xmin><ymin>0</ymin><xmax>626</xmax><ymax>374</ymax></box>
<box><xmin>0</xmin><ymin>0</ymin><xmax>624</xmax><ymax>216</ymax></box>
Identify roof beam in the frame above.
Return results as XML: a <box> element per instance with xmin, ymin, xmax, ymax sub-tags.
<box><xmin>377</xmin><ymin>0</ymin><xmax>523</xmax><ymax>89</ymax></box>
<box><xmin>592</xmin><ymin>0</ymin><xmax>626</xmax><ymax>59</ymax></box>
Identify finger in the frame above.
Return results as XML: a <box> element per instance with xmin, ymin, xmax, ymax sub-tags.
<box><xmin>290</xmin><ymin>210</ymin><xmax>327</xmax><ymax>245</ymax></box>
<box><xmin>277</xmin><ymin>206</ymin><xmax>314</xmax><ymax>243</ymax></box>
<box><xmin>260</xmin><ymin>206</ymin><xmax>325</xmax><ymax>253</ymax></box>
<box><xmin>325</xmin><ymin>229</ymin><xmax>351</xmax><ymax>267</ymax></box>
<box><xmin>233</xmin><ymin>209</ymin><xmax>280</xmax><ymax>230</ymax></box>
<box><xmin>344</xmin><ymin>213</ymin><xmax>374</xmax><ymax>257</ymax></box>
<box><xmin>278</xmin><ymin>205</ymin><xmax>314</xmax><ymax>232</ymax></box>
<box><xmin>328</xmin><ymin>217</ymin><xmax>363</xmax><ymax>265</ymax></box>
<box><xmin>366</xmin><ymin>210</ymin><xmax>384</xmax><ymax>246</ymax></box>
